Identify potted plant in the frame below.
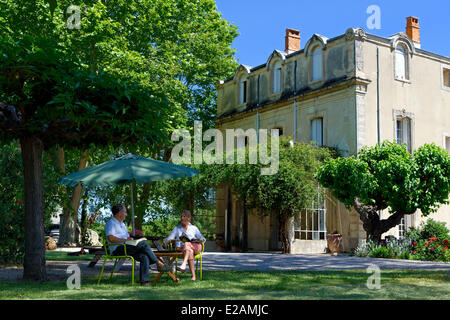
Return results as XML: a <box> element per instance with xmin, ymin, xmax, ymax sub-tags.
<box><xmin>327</xmin><ymin>231</ymin><xmax>343</xmax><ymax>256</ymax></box>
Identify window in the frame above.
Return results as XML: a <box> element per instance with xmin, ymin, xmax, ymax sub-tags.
<box><xmin>311</xmin><ymin>47</ymin><xmax>323</xmax><ymax>82</ymax></box>
<box><xmin>445</xmin><ymin>136</ymin><xmax>450</xmax><ymax>152</ymax></box>
<box><xmin>239</xmin><ymin>77</ymin><xmax>247</xmax><ymax>105</ymax></box>
<box><xmin>294</xmin><ymin>192</ymin><xmax>326</xmax><ymax>240</ymax></box>
<box><xmin>395</xmin><ymin>45</ymin><xmax>409</xmax><ymax>80</ymax></box>
<box><xmin>272</xmin><ymin>62</ymin><xmax>282</xmax><ymax>94</ymax></box>
<box><xmin>443</xmin><ymin>67</ymin><xmax>450</xmax><ymax>88</ymax></box>
<box><xmin>311</xmin><ymin>118</ymin><xmax>323</xmax><ymax>147</ymax></box>
<box><xmin>396</xmin><ymin>117</ymin><xmax>412</xmax><ymax>153</ymax></box>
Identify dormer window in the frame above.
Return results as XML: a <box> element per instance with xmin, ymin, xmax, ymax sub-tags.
<box><xmin>395</xmin><ymin>44</ymin><xmax>409</xmax><ymax>81</ymax></box>
<box><xmin>273</xmin><ymin>62</ymin><xmax>282</xmax><ymax>94</ymax></box>
<box><xmin>239</xmin><ymin>77</ymin><xmax>247</xmax><ymax>105</ymax></box>
<box><xmin>311</xmin><ymin>46</ymin><xmax>323</xmax><ymax>82</ymax></box>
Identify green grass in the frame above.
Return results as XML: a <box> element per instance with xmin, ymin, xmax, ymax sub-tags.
<box><xmin>0</xmin><ymin>270</ymin><xmax>449</xmax><ymax>300</ymax></box>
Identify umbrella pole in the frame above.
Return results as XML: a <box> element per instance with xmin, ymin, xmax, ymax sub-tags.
<box><xmin>130</xmin><ymin>182</ymin><xmax>135</xmax><ymax>237</ymax></box>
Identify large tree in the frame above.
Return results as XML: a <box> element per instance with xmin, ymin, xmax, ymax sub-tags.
<box><xmin>316</xmin><ymin>141</ymin><xmax>450</xmax><ymax>242</ymax></box>
<box><xmin>0</xmin><ymin>36</ymin><xmax>174</xmax><ymax>280</ymax></box>
<box><xmin>1</xmin><ymin>0</ymin><xmax>238</xmax><ymax>246</ymax></box>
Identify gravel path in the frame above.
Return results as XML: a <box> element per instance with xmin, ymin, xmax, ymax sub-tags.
<box><xmin>1</xmin><ymin>252</ymin><xmax>448</xmax><ymax>282</ymax></box>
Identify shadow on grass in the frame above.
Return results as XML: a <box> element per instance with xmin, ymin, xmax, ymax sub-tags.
<box><xmin>1</xmin><ymin>270</ymin><xmax>449</xmax><ymax>300</ymax></box>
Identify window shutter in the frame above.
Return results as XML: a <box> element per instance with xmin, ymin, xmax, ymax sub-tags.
<box><xmin>311</xmin><ymin>118</ymin><xmax>323</xmax><ymax>146</ymax></box>
<box><xmin>239</xmin><ymin>79</ymin><xmax>247</xmax><ymax>104</ymax></box>
<box><xmin>405</xmin><ymin>118</ymin><xmax>411</xmax><ymax>153</ymax></box>
<box><xmin>395</xmin><ymin>46</ymin><xmax>406</xmax><ymax>80</ymax></box>
<box><xmin>312</xmin><ymin>47</ymin><xmax>322</xmax><ymax>81</ymax></box>
<box><xmin>273</xmin><ymin>63</ymin><xmax>281</xmax><ymax>94</ymax></box>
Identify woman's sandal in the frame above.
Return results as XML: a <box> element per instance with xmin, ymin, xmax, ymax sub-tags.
<box><xmin>176</xmin><ymin>266</ymin><xmax>187</xmax><ymax>273</ymax></box>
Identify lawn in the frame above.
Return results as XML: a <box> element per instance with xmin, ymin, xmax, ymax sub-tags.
<box><xmin>0</xmin><ymin>269</ymin><xmax>448</xmax><ymax>300</ymax></box>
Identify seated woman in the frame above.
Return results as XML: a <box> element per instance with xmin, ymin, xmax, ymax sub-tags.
<box><xmin>164</xmin><ymin>209</ymin><xmax>205</xmax><ymax>281</ymax></box>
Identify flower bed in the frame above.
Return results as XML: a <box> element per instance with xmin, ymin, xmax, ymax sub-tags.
<box><xmin>353</xmin><ymin>219</ymin><xmax>450</xmax><ymax>262</ymax></box>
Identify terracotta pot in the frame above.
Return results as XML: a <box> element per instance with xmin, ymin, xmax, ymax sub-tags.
<box><xmin>327</xmin><ymin>234</ymin><xmax>343</xmax><ymax>255</ymax></box>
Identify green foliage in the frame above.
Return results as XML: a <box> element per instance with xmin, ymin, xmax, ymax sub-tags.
<box><xmin>316</xmin><ymin>141</ymin><xmax>450</xmax><ymax>239</ymax></box>
<box><xmin>406</xmin><ymin>218</ymin><xmax>450</xmax><ymax>262</ymax></box>
<box><xmin>406</xmin><ymin>219</ymin><xmax>450</xmax><ymax>242</ymax></box>
<box><xmin>353</xmin><ymin>219</ymin><xmax>450</xmax><ymax>262</ymax></box>
<box><xmin>0</xmin><ymin>141</ymin><xmax>59</xmax><ymax>265</ymax></box>
<box><xmin>411</xmin><ymin>238</ymin><xmax>450</xmax><ymax>262</ymax></box>
<box><xmin>368</xmin><ymin>246</ymin><xmax>395</xmax><ymax>259</ymax></box>
<box><xmin>317</xmin><ymin>141</ymin><xmax>450</xmax><ymax>214</ymax></box>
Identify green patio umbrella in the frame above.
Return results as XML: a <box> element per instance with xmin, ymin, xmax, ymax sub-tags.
<box><xmin>58</xmin><ymin>153</ymin><xmax>199</xmax><ymax>236</ymax></box>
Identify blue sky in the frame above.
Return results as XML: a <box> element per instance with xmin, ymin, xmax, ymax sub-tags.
<box><xmin>215</xmin><ymin>0</ymin><xmax>450</xmax><ymax>68</ymax></box>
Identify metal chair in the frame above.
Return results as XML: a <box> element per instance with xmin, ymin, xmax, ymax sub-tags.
<box><xmin>174</xmin><ymin>241</ymin><xmax>205</xmax><ymax>280</ymax></box>
<box><xmin>97</xmin><ymin>240</ymin><xmax>135</xmax><ymax>285</ymax></box>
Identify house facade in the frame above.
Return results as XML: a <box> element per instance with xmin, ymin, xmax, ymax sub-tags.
<box><xmin>214</xmin><ymin>17</ymin><xmax>450</xmax><ymax>253</ymax></box>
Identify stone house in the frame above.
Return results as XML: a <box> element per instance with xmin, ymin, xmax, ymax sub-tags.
<box><xmin>214</xmin><ymin>17</ymin><xmax>450</xmax><ymax>253</ymax></box>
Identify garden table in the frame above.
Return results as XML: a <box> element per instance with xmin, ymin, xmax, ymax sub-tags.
<box><xmin>152</xmin><ymin>251</ymin><xmax>184</xmax><ymax>284</ymax></box>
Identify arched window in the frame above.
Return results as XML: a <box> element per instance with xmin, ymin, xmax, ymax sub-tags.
<box><xmin>272</xmin><ymin>62</ymin><xmax>282</xmax><ymax>94</ymax></box>
<box><xmin>395</xmin><ymin>44</ymin><xmax>409</xmax><ymax>80</ymax></box>
<box><xmin>312</xmin><ymin>47</ymin><xmax>323</xmax><ymax>82</ymax></box>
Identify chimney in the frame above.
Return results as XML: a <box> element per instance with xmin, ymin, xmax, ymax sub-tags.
<box><xmin>406</xmin><ymin>16</ymin><xmax>420</xmax><ymax>48</ymax></box>
<box><xmin>285</xmin><ymin>28</ymin><xmax>300</xmax><ymax>54</ymax></box>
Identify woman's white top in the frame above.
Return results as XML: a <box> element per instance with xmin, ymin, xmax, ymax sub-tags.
<box><xmin>165</xmin><ymin>223</ymin><xmax>205</xmax><ymax>248</ymax></box>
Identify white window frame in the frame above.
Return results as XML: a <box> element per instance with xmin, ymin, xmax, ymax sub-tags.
<box><xmin>294</xmin><ymin>191</ymin><xmax>327</xmax><ymax>241</ymax></box>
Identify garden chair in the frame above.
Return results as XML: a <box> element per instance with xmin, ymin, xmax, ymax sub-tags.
<box><xmin>97</xmin><ymin>240</ymin><xmax>135</xmax><ymax>285</ymax></box>
<box><xmin>173</xmin><ymin>241</ymin><xmax>205</xmax><ymax>280</ymax></box>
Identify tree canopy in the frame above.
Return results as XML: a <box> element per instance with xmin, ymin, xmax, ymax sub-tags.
<box><xmin>316</xmin><ymin>141</ymin><xmax>450</xmax><ymax>242</ymax></box>
<box><xmin>0</xmin><ymin>0</ymin><xmax>239</xmax><ymax>281</ymax></box>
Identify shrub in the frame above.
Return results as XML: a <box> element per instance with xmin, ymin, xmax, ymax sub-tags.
<box><xmin>406</xmin><ymin>219</ymin><xmax>450</xmax><ymax>242</ymax></box>
<box><xmin>410</xmin><ymin>237</ymin><xmax>450</xmax><ymax>262</ymax></box>
<box><xmin>368</xmin><ymin>246</ymin><xmax>395</xmax><ymax>259</ymax></box>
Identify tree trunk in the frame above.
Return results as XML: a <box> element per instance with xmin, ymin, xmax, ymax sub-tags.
<box><xmin>58</xmin><ymin>151</ymin><xmax>89</xmax><ymax>245</ymax></box>
<box><xmin>278</xmin><ymin>212</ymin><xmax>291</xmax><ymax>254</ymax></box>
<box><xmin>21</xmin><ymin>136</ymin><xmax>47</xmax><ymax>281</ymax></box>
<box><xmin>79</xmin><ymin>195</ymin><xmax>88</xmax><ymax>251</ymax></box>
<box><xmin>353</xmin><ymin>199</ymin><xmax>409</xmax><ymax>243</ymax></box>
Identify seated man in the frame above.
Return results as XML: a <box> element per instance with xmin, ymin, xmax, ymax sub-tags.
<box><xmin>104</xmin><ymin>203</ymin><xmax>172</xmax><ymax>286</ymax></box>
